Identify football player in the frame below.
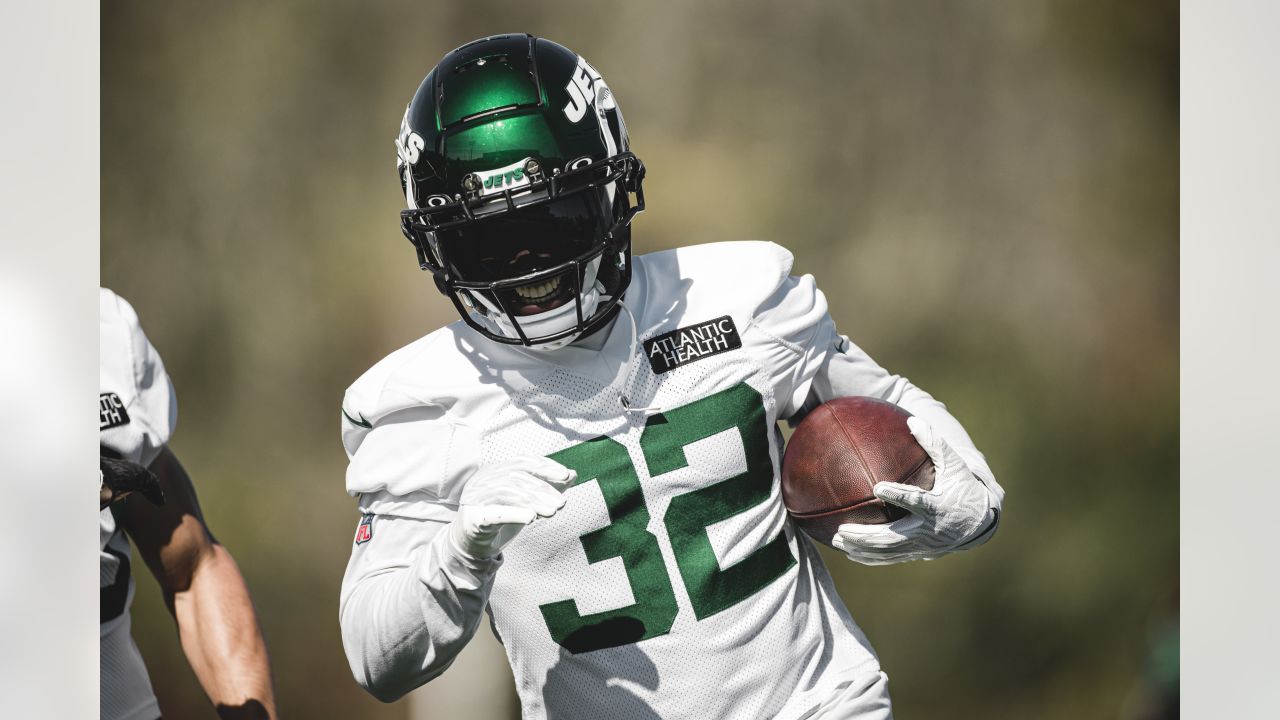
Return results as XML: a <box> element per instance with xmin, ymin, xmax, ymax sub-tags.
<box><xmin>100</xmin><ymin>288</ymin><xmax>277</xmax><ymax>720</ymax></box>
<box><xmin>339</xmin><ymin>34</ymin><xmax>1003</xmax><ymax>719</ymax></box>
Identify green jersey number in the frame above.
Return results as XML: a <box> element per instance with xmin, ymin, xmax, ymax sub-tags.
<box><xmin>539</xmin><ymin>382</ymin><xmax>796</xmax><ymax>654</ymax></box>
<box><xmin>538</xmin><ymin>435</ymin><xmax>680</xmax><ymax>653</ymax></box>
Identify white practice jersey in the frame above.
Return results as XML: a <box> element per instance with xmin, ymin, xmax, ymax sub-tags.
<box><xmin>340</xmin><ymin>241</ymin><xmax>997</xmax><ymax>719</ymax></box>
<box><xmin>100</xmin><ymin>288</ymin><xmax>176</xmax><ymax>720</ymax></box>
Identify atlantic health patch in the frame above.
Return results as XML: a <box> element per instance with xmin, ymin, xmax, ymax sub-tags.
<box><xmin>643</xmin><ymin>316</ymin><xmax>742</xmax><ymax>375</ymax></box>
<box><xmin>99</xmin><ymin>393</ymin><xmax>130</xmax><ymax>430</ymax></box>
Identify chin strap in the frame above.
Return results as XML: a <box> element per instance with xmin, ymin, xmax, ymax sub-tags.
<box><xmin>615</xmin><ymin>299</ymin><xmax>663</xmax><ymax>417</ymax></box>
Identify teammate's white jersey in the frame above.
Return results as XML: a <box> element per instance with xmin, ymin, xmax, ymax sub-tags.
<box><xmin>340</xmin><ymin>241</ymin><xmax>997</xmax><ymax>719</ymax></box>
<box><xmin>100</xmin><ymin>288</ymin><xmax>176</xmax><ymax>720</ymax></box>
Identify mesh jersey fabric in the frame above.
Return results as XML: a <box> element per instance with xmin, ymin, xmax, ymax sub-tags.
<box><xmin>100</xmin><ymin>609</ymin><xmax>162</xmax><ymax>720</ymax></box>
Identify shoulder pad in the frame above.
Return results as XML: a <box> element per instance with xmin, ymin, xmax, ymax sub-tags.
<box><xmin>341</xmin><ymin>325</ymin><xmax>463</xmax><ymax>455</ymax></box>
<box><xmin>339</xmin><ymin>323</ymin><xmax>504</xmax><ymax>501</ymax></box>
<box><xmin>633</xmin><ymin>241</ymin><xmax>796</xmax><ymax>329</ymax></box>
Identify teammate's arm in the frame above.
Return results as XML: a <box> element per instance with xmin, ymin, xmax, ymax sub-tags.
<box><xmin>122</xmin><ymin>447</ymin><xmax>277</xmax><ymax>720</ymax></box>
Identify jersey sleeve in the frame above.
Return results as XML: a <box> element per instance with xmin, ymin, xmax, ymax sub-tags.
<box><xmin>341</xmin><ymin>405</ymin><xmax>481</xmax><ymax>521</ymax></box>
<box><xmin>100</xmin><ymin>289</ymin><xmax>177</xmax><ymax>467</ymax></box>
<box><xmin>339</xmin><ymin>336</ymin><xmax>486</xmax><ymax>519</ymax></box>
<box><xmin>744</xmin><ymin>270</ymin><xmax>839</xmax><ymax>420</ymax></box>
<box><xmin>743</xmin><ymin>268</ymin><xmax>1001</xmax><ymax>498</ymax></box>
<box><xmin>339</xmin><ymin>512</ymin><xmax>500</xmax><ymax>701</ymax></box>
<box><xmin>805</xmin><ymin>335</ymin><xmax>999</xmax><ymax>493</ymax></box>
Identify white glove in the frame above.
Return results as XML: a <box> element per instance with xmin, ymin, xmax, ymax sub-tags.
<box><xmin>447</xmin><ymin>455</ymin><xmax>577</xmax><ymax>560</ymax></box>
<box><xmin>832</xmin><ymin>416</ymin><xmax>998</xmax><ymax>565</ymax></box>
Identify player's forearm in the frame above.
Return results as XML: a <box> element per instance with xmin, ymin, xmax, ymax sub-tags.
<box><xmin>339</xmin><ymin>525</ymin><xmax>498</xmax><ymax>702</ymax></box>
<box><xmin>172</xmin><ymin>543</ymin><xmax>277</xmax><ymax>719</ymax></box>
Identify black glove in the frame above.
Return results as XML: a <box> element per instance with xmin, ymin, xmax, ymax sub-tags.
<box><xmin>100</xmin><ymin>454</ymin><xmax>165</xmax><ymax>510</ymax></box>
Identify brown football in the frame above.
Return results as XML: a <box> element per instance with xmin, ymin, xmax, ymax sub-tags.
<box><xmin>781</xmin><ymin>396</ymin><xmax>935</xmax><ymax>546</ymax></box>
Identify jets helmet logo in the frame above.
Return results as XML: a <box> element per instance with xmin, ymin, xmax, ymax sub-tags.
<box><xmin>395</xmin><ymin>108</ymin><xmax>427</xmax><ymax>208</ymax></box>
<box><xmin>477</xmin><ymin>158</ymin><xmax>534</xmax><ymax>197</ymax></box>
<box><xmin>562</xmin><ymin>56</ymin><xmax>615</xmax><ymax>123</ymax></box>
<box><xmin>395</xmin><ymin>109</ymin><xmax>425</xmax><ymax>167</ymax></box>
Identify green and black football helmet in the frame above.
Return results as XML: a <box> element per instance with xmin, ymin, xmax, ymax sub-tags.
<box><xmin>398</xmin><ymin>34</ymin><xmax>645</xmax><ymax>348</ymax></box>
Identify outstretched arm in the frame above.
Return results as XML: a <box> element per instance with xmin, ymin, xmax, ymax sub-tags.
<box><xmin>123</xmin><ymin>447</ymin><xmax>277</xmax><ymax>720</ymax></box>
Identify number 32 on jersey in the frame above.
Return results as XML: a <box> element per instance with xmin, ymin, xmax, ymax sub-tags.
<box><xmin>539</xmin><ymin>382</ymin><xmax>796</xmax><ymax>654</ymax></box>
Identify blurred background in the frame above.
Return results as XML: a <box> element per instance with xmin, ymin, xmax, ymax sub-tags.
<box><xmin>102</xmin><ymin>1</ymin><xmax>1177</xmax><ymax>718</ymax></box>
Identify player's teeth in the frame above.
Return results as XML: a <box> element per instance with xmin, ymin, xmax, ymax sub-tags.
<box><xmin>514</xmin><ymin>277</ymin><xmax>561</xmax><ymax>301</ymax></box>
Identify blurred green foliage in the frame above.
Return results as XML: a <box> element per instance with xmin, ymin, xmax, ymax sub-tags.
<box><xmin>103</xmin><ymin>1</ymin><xmax>1176</xmax><ymax>718</ymax></box>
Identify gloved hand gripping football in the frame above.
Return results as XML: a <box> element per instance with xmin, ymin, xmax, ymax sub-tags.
<box><xmin>833</xmin><ymin>416</ymin><xmax>997</xmax><ymax>565</ymax></box>
<box><xmin>447</xmin><ymin>456</ymin><xmax>577</xmax><ymax>560</ymax></box>
<box><xmin>100</xmin><ymin>454</ymin><xmax>165</xmax><ymax>510</ymax></box>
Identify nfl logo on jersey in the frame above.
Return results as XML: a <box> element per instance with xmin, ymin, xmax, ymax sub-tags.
<box><xmin>353</xmin><ymin>515</ymin><xmax>374</xmax><ymax>545</ymax></box>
